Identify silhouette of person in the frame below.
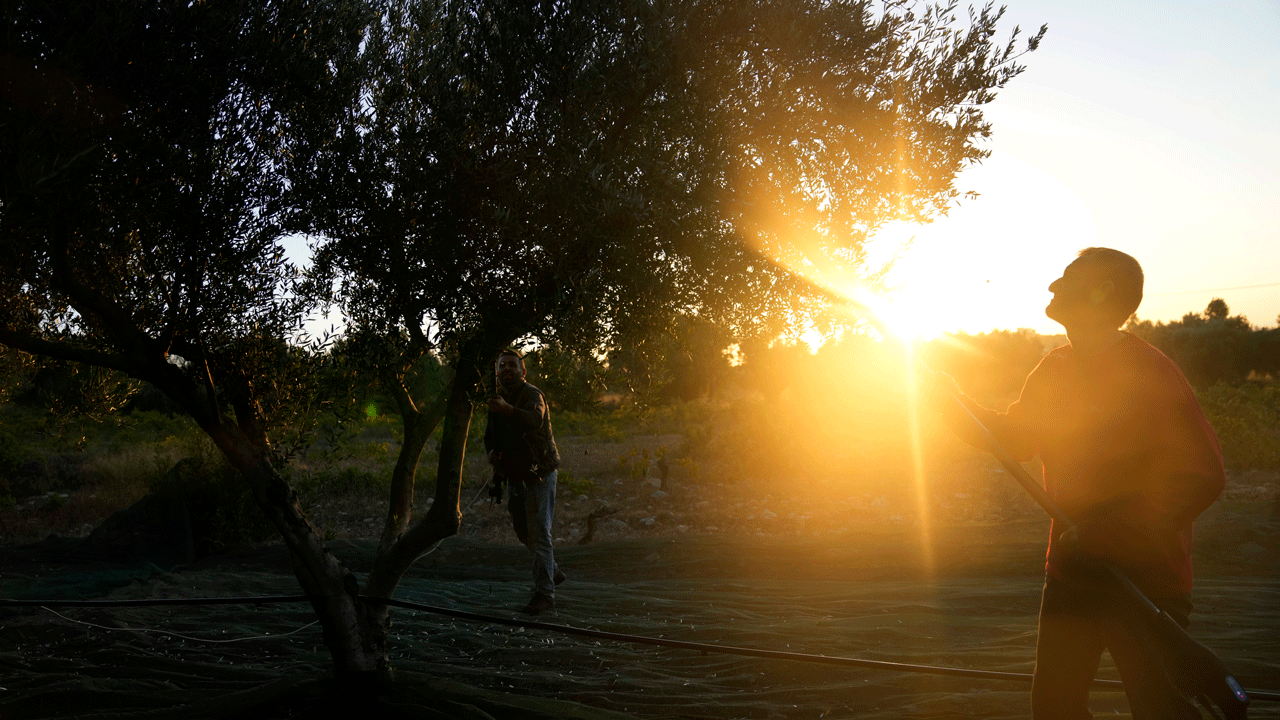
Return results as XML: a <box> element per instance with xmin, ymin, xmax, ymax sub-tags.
<box><xmin>485</xmin><ymin>349</ymin><xmax>564</xmax><ymax>614</ymax></box>
<box><xmin>934</xmin><ymin>248</ymin><xmax>1225</xmax><ymax>719</ymax></box>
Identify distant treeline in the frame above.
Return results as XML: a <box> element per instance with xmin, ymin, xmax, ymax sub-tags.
<box><xmin>3</xmin><ymin>299</ymin><xmax>1275</xmax><ymax>425</ymax></box>
<box><xmin>1124</xmin><ymin>299</ymin><xmax>1280</xmax><ymax>387</ymax></box>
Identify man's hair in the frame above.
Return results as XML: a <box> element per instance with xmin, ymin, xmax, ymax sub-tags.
<box><xmin>497</xmin><ymin>349</ymin><xmax>524</xmax><ymax>368</ymax></box>
<box><xmin>1077</xmin><ymin>247</ymin><xmax>1144</xmax><ymax>324</ymax></box>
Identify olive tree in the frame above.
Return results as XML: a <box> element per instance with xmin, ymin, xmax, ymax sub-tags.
<box><xmin>290</xmin><ymin>0</ymin><xmax>1042</xmax><ymax>668</ymax></box>
<box><xmin>0</xmin><ymin>0</ymin><xmax>391</xmax><ymax>678</ymax></box>
<box><xmin>2</xmin><ymin>0</ymin><xmax>1042</xmax><ymax>684</ymax></box>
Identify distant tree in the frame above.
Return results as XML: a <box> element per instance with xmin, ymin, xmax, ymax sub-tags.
<box><xmin>1126</xmin><ymin>299</ymin><xmax>1262</xmax><ymax>386</ymax></box>
<box><xmin>605</xmin><ymin>314</ymin><xmax>735</xmax><ymax>405</ymax></box>
<box><xmin>0</xmin><ymin>0</ymin><xmax>383</xmax><ymax>679</ymax></box>
<box><xmin>0</xmin><ymin>347</ymin><xmax>37</xmax><ymax>406</ymax></box>
<box><xmin>739</xmin><ymin>338</ymin><xmax>815</xmax><ymax>403</ymax></box>
<box><xmin>1205</xmin><ymin>297</ymin><xmax>1230</xmax><ymax>321</ymax></box>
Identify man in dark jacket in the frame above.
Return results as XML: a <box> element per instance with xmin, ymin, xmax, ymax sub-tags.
<box><xmin>485</xmin><ymin>349</ymin><xmax>563</xmax><ymax>614</ymax></box>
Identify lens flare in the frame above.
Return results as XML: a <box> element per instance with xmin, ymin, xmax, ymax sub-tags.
<box><xmin>753</xmin><ymin>231</ymin><xmax>936</xmax><ymax>574</ymax></box>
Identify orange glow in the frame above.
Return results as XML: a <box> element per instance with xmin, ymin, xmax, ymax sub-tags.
<box><xmin>746</xmin><ymin>207</ymin><xmax>938</xmax><ymax>570</ymax></box>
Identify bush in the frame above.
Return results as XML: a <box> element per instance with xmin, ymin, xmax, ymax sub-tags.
<box><xmin>0</xmin><ymin>426</ymin><xmax>30</xmax><ymax>500</ymax></box>
<box><xmin>558</xmin><ymin>469</ymin><xmax>597</xmax><ymax>497</ymax></box>
<box><xmin>149</xmin><ymin>457</ymin><xmax>275</xmax><ymax>555</ymax></box>
<box><xmin>1196</xmin><ymin>382</ymin><xmax>1280</xmax><ymax>472</ymax></box>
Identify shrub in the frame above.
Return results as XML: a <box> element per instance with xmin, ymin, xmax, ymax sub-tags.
<box><xmin>149</xmin><ymin>457</ymin><xmax>275</xmax><ymax>555</ymax></box>
<box><xmin>558</xmin><ymin>469</ymin><xmax>597</xmax><ymax>497</ymax></box>
<box><xmin>1196</xmin><ymin>382</ymin><xmax>1280</xmax><ymax>472</ymax></box>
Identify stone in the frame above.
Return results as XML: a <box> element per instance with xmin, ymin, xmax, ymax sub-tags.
<box><xmin>84</xmin><ymin>491</ymin><xmax>194</xmax><ymax>569</ymax></box>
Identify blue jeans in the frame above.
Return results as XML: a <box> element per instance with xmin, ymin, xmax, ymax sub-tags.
<box><xmin>507</xmin><ymin>469</ymin><xmax>558</xmax><ymax>597</ymax></box>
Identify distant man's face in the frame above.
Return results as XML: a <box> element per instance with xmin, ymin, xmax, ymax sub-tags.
<box><xmin>1045</xmin><ymin>258</ymin><xmax>1114</xmax><ymax>329</ymax></box>
<box><xmin>496</xmin><ymin>355</ymin><xmax>525</xmax><ymax>389</ymax></box>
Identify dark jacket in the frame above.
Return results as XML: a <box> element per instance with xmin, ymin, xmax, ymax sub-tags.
<box><xmin>484</xmin><ymin>381</ymin><xmax>560</xmax><ymax>480</ymax></box>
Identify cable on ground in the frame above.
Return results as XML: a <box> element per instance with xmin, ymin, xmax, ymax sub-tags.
<box><xmin>3</xmin><ymin>595</ymin><xmax>1277</xmax><ymax>702</ymax></box>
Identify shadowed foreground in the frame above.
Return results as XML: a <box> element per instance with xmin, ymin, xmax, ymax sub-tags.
<box><xmin>2</xmin><ymin>500</ymin><xmax>1278</xmax><ymax>719</ymax></box>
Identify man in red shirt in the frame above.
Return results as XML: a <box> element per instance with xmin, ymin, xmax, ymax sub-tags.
<box><xmin>938</xmin><ymin>248</ymin><xmax>1225</xmax><ymax>719</ymax></box>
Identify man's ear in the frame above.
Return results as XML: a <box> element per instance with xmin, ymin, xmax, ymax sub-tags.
<box><xmin>1090</xmin><ymin>279</ymin><xmax>1115</xmax><ymax>306</ymax></box>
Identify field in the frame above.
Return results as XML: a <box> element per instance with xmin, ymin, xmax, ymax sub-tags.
<box><xmin>2</xmin><ymin>398</ymin><xmax>1279</xmax><ymax>719</ymax></box>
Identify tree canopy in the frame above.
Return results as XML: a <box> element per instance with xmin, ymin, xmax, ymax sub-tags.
<box><xmin>3</xmin><ymin>0</ymin><xmax>1044</xmax><ymax>683</ymax></box>
<box><xmin>297</xmin><ymin>0</ymin><xmax>1044</xmax><ymax>358</ymax></box>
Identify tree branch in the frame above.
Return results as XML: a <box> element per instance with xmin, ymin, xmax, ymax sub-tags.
<box><xmin>0</xmin><ymin>327</ymin><xmax>138</xmax><ymax>375</ymax></box>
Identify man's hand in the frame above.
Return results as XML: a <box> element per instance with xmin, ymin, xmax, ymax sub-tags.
<box><xmin>921</xmin><ymin>369</ymin><xmax>961</xmax><ymax>408</ymax></box>
<box><xmin>1058</xmin><ymin>524</ymin><xmax>1082</xmax><ymax>554</ymax></box>
<box><xmin>488</xmin><ymin>395</ymin><xmax>515</xmax><ymax>415</ymax></box>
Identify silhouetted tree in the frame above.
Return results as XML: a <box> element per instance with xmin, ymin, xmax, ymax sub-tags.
<box><xmin>1205</xmin><ymin>297</ymin><xmax>1230</xmax><ymax>321</ymax></box>
<box><xmin>3</xmin><ymin>0</ymin><xmax>1043</xmax><ymax>683</ymax></box>
<box><xmin>0</xmin><ymin>0</ymin><xmax>384</xmax><ymax>679</ymax></box>
<box><xmin>289</xmin><ymin>1</ymin><xmax>1041</xmax><ymax>668</ymax></box>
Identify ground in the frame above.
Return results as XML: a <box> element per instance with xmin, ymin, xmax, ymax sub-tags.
<box><xmin>2</xmin><ymin>434</ymin><xmax>1279</xmax><ymax>719</ymax></box>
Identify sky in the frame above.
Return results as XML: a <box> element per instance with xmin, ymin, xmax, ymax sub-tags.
<box><xmin>862</xmin><ymin>0</ymin><xmax>1280</xmax><ymax>338</ymax></box>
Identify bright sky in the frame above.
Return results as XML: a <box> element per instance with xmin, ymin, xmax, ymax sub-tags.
<box><xmin>864</xmin><ymin>0</ymin><xmax>1280</xmax><ymax>338</ymax></box>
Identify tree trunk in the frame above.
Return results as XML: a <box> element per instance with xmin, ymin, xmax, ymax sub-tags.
<box><xmin>203</xmin><ymin>423</ymin><xmax>391</xmax><ymax>682</ymax></box>
<box><xmin>377</xmin><ymin>375</ymin><xmax>450</xmax><ymax>556</ymax></box>
<box><xmin>366</xmin><ymin>334</ymin><xmax>497</xmax><ymax>601</ymax></box>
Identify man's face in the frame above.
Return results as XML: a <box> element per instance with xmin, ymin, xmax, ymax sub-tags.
<box><xmin>1045</xmin><ymin>258</ymin><xmax>1113</xmax><ymax>329</ymax></box>
<box><xmin>496</xmin><ymin>355</ymin><xmax>525</xmax><ymax>389</ymax></box>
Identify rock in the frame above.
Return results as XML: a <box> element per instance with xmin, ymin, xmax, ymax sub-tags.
<box><xmin>643</xmin><ymin>476</ymin><xmax>662</xmax><ymax>489</ymax></box>
<box><xmin>640</xmin><ymin>516</ymin><xmax>657</xmax><ymax>526</ymax></box>
<box><xmin>85</xmin><ymin>492</ymin><xmax>194</xmax><ymax>569</ymax></box>
<box><xmin>676</xmin><ymin>525</ymin><xmax>689</xmax><ymax>533</ymax></box>
<box><xmin>650</xmin><ymin>490</ymin><xmax>668</xmax><ymax>500</ymax></box>
<box><xmin>762</xmin><ymin>509</ymin><xmax>777</xmax><ymax>520</ymax></box>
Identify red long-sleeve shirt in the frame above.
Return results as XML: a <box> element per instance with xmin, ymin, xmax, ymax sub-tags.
<box><xmin>950</xmin><ymin>332</ymin><xmax>1225</xmax><ymax>596</ymax></box>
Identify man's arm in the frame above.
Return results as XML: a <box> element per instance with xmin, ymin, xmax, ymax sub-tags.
<box><xmin>507</xmin><ymin>387</ymin><xmax>546</xmax><ymax>430</ymax></box>
<box><xmin>932</xmin><ymin>362</ymin><xmax>1051</xmax><ymax>462</ymax></box>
